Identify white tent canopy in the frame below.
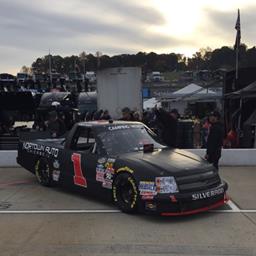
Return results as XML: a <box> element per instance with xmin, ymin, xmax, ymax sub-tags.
<box><xmin>172</xmin><ymin>83</ymin><xmax>216</xmax><ymax>96</ymax></box>
<box><xmin>163</xmin><ymin>83</ymin><xmax>220</xmax><ymax>115</ymax></box>
<box><xmin>143</xmin><ymin>97</ymin><xmax>161</xmax><ymax>109</ymax></box>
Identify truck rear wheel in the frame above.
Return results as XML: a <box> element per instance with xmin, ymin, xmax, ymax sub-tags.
<box><xmin>35</xmin><ymin>158</ymin><xmax>52</xmax><ymax>187</ymax></box>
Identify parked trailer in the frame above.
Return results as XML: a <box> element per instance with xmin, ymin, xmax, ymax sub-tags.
<box><xmin>97</xmin><ymin>67</ymin><xmax>142</xmax><ymax>119</ymax></box>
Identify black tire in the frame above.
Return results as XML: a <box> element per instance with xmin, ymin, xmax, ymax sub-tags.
<box><xmin>35</xmin><ymin>158</ymin><xmax>52</xmax><ymax>187</ymax></box>
<box><xmin>113</xmin><ymin>173</ymin><xmax>139</xmax><ymax>213</ymax></box>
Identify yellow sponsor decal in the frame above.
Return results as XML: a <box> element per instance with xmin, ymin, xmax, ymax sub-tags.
<box><xmin>116</xmin><ymin>166</ymin><xmax>134</xmax><ymax>174</ymax></box>
<box><xmin>35</xmin><ymin>160</ymin><xmax>41</xmax><ymax>182</ymax></box>
<box><xmin>113</xmin><ymin>186</ymin><xmax>117</xmax><ymax>202</ymax></box>
<box><xmin>128</xmin><ymin>177</ymin><xmax>138</xmax><ymax>208</ymax></box>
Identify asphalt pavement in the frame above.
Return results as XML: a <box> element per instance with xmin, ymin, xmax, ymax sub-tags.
<box><xmin>0</xmin><ymin>166</ymin><xmax>255</xmax><ymax>256</ymax></box>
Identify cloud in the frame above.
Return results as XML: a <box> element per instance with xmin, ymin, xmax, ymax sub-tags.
<box><xmin>199</xmin><ymin>6</ymin><xmax>256</xmax><ymax>47</ymax></box>
<box><xmin>0</xmin><ymin>0</ymin><xmax>184</xmax><ymax>73</ymax></box>
<box><xmin>1</xmin><ymin>0</ymin><xmax>256</xmax><ymax>74</ymax></box>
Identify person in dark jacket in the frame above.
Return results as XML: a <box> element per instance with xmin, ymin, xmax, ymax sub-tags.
<box><xmin>45</xmin><ymin>111</ymin><xmax>66</xmax><ymax>138</ymax></box>
<box><xmin>119</xmin><ymin>107</ymin><xmax>135</xmax><ymax>121</ymax></box>
<box><xmin>101</xmin><ymin>110</ymin><xmax>111</xmax><ymax>120</ymax></box>
<box><xmin>205</xmin><ymin>110</ymin><xmax>224</xmax><ymax>170</ymax></box>
<box><xmin>155</xmin><ymin>108</ymin><xmax>179</xmax><ymax>147</ymax></box>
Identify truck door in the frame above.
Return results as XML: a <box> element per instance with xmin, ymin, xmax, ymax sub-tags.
<box><xmin>61</xmin><ymin>127</ymin><xmax>99</xmax><ymax>191</ymax></box>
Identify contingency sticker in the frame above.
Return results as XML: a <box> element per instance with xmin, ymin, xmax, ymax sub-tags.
<box><xmin>96</xmin><ymin>164</ymin><xmax>105</xmax><ymax>182</ymax></box>
<box><xmin>53</xmin><ymin>160</ymin><xmax>60</xmax><ymax>169</ymax></box>
<box><xmin>95</xmin><ymin>158</ymin><xmax>116</xmax><ymax>189</ymax></box>
<box><xmin>139</xmin><ymin>181</ymin><xmax>157</xmax><ymax>196</ymax></box>
<box><xmin>102</xmin><ymin>161</ymin><xmax>115</xmax><ymax>189</ymax></box>
<box><xmin>98</xmin><ymin>158</ymin><xmax>107</xmax><ymax>164</ymax></box>
<box><xmin>52</xmin><ymin>170</ymin><xmax>60</xmax><ymax>181</ymax></box>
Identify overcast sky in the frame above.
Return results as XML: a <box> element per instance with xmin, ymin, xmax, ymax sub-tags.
<box><xmin>1</xmin><ymin>0</ymin><xmax>256</xmax><ymax>74</ymax></box>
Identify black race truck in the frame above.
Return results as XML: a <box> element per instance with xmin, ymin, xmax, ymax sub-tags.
<box><xmin>17</xmin><ymin>121</ymin><xmax>228</xmax><ymax>215</ymax></box>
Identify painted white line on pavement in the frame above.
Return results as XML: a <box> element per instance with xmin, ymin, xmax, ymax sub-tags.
<box><xmin>0</xmin><ymin>209</ymin><xmax>121</xmax><ymax>214</ymax></box>
<box><xmin>210</xmin><ymin>200</ymin><xmax>256</xmax><ymax>213</ymax></box>
<box><xmin>0</xmin><ymin>201</ymin><xmax>255</xmax><ymax>214</ymax></box>
<box><xmin>227</xmin><ymin>200</ymin><xmax>241</xmax><ymax>211</ymax></box>
<box><xmin>211</xmin><ymin>210</ymin><xmax>256</xmax><ymax>213</ymax></box>
<box><xmin>0</xmin><ymin>209</ymin><xmax>256</xmax><ymax>214</ymax></box>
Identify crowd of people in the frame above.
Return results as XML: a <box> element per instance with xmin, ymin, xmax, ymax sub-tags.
<box><xmin>0</xmin><ymin>104</ymin><xmax>227</xmax><ymax>169</ymax></box>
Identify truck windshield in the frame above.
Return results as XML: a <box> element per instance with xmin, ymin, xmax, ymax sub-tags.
<box><xmin>97</xmin><ymin>126</ymin><xmax>165</xmax><ymax>155</ymax></box>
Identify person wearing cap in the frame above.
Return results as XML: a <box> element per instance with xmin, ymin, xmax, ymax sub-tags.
<box><xmin>205</xmin><ymin>110</ymin><xmax>224</xmax><ymax>170</ymax></box>
<box><xmin>45</xmin><ymin>111</ymin><xmax>66</xmax><ymax>138</ymax></box>
<box><xmin>119</xmin><ymin>107</ymin><xmax>135</xmax><ymax>121</ymax></box>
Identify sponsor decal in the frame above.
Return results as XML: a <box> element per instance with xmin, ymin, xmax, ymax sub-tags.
<box><xmin>105</xmin><ymin>169</ymin><xmax>113</xmax><ymax>180</ymax></box>
<box><xmin>98</xmin><ymin>158</ymin><xmax>107</xmax><ymax>164</ymax></box>
<box><xmin>102</xmin><ymin>169</ymin><xmax>114</xmax><ymax>189</ymax></box>
<box><xmin>105</xmin><ymin>162</ymin><xmax>115</xmax><ymax>173</ymax></box>
<box><xmin>139</xmin><ymin>181</ymin><xmax>157</xmax><ymax>196</ymax></box>
<box><xmin>130</xmin><ymin>124</ymin><xmax>142</xmax><ymax>129</ymax></box>
<box><xmin>23</xmin><ymin>142</ymin><xmax>59</xmax><ymax>158</ymax></box>
<box><xmin>95</xmin><ymin>160</ymin><xmax>116</xmax><ymax>188</ymax></box>
<box><xmin>145</xmin><ymin>202</ymin><xmax>157</xmax><ymax>211</ymax></box>
<box><xmin>141</xmin><ymin>194</ymin><xmax>155</xmax><ymax>200</ymax></box>
<box><xmin>116</xmin><ymin>166</ymin><xmax>134</xmax><ymax>174</ymax></box>
<box><xmin>113</xmin><ymin>186</ymin><xmax>117</xmax><ymax>202</ymax></box>
<box><xmin>128</xmin><ymin>177</ymin><xmax>138</xmax><ymax>208</ymax></box>
<box><xmin>107</xmin><ymin>158</ymin><xmax>116</xmax><ymax>163</ymax></box>
<box><xmin>102</xmin><ymin>180</ymin><xmax>112</xmax><ymax>189</ymax></box>
<box><xmin>192</xmin><ymin>187</ymin><xmax>224</xmax><ymax>201</ymax></box>
<box><xmin>52</xmin><ymin>170</ymin><xmax>60</xmax><ymax>181</ymax></box>
<box><xmin>53</xmin><ymin>160</ymin><xmax>60</xmax><ymax>169</ymax></box>
<box><xmin>96</xmin><ymin>163</ymin><xmax>106</xmax><ymax>182</ymax></box>
<box><xmin>108</xmin><ymin>125</ymin><xmax>130</xmax><ymax>131</ymax></box>
<box><xmin>170</xmin><ymin>195</ymin><xmax>178</xmax><ymax>203</ymax></box>
<box><xmin>96</xmin><ymin>164</ymin><xmax>104</xmax><ymax>171</ymax></box>
<box><xmin>96</xmin><ymin>171</ymin><xmax>105</xmax><ymax>182</ymax></box>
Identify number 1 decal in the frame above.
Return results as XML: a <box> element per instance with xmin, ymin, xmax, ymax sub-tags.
<box><xmin>71</xmin><ymin>153</ymin><xmax>87</xmax><ymax>187</ymax></box>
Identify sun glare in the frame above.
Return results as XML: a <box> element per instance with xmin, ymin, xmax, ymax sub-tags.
<box><xmin>151</xmin><ymin>0</ymin><xmax>202</xmax><ymax>37</ymax></box>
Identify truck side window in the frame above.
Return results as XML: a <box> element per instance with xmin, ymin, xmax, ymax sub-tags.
<box><xmin>71</xmin><ymin>128</ymin><xmax>96</xmax><ymax>152</ymax></box>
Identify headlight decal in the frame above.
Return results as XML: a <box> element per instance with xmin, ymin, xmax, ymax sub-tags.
<box><xmin>155</xmin><ymin>176</ymin><xmax>179</xmax><ymax>194</ymax></box>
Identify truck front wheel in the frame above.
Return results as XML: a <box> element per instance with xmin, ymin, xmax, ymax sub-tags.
<box><xmin>112</xmin><ymin>173</ymin><xmax>139</xmax><ymax>213</ymax></box>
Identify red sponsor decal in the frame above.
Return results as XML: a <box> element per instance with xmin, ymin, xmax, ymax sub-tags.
<box><xmin>71</xmin><ymin>153</ymin><xmax>87</xmax><ymax>187</ymax></box>
<box><xmin>141</xmin><ymin>195</ymin><xmax>154</xmax><ymax>200</ymax></box>
<box><xmin>170</xmin><ymin>195</ymin><xmax>178</xmax><ymax>203</ymax></box>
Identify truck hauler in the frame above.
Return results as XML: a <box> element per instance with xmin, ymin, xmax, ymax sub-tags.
<box><xmin>97</xmin><ymin>67</ymin><xmax>142</xmax><ymax>119</ymax></box>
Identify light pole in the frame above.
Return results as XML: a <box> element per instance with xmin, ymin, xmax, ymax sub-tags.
<box><xmin>79</xmin><ymin>51</ymin><xmax>87</xmax><ymax>91</ymax></box>
<box><xmin>48</xmin><ymin>50</ymin><xmax>53</xmax><ymax>89</ymax></box>
<box><xmin>96</xmin><ymin>51</ymin><xmax>102</xmax><ymax>69</ymax></box>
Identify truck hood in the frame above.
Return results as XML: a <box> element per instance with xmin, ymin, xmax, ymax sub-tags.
<box><xmin>120</xmin><ymin>149</ymin><xmax>213</xmax><ymax>177</ymax></box>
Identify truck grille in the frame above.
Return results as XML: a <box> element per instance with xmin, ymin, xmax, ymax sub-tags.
<box><xmin>176</xmin><ymin>170</ymin><xmax>221</xmax><ymax>193</ymax></box>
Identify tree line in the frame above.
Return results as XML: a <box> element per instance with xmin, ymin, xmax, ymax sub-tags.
<box><xmin>27</xmin><ymin>44</ymin><xmax>256</xmax><ymax>74</ymax></box>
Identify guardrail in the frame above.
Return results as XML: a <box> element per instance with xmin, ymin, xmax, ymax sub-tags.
<box><xmin>0</xmin><ymin>149</ymin><xmax>256</xmax><ymax>167</ymax></box>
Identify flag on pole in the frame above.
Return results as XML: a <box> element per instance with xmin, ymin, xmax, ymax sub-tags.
<box><xmin>235</xmin><ymin>9</ymin><xmax>241</xmax><ymax>49</ymax></box>
<box><xmin>235</xmin><ymin>9</ymin><xmax>241</xmax><ymax>80</ymax></box>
